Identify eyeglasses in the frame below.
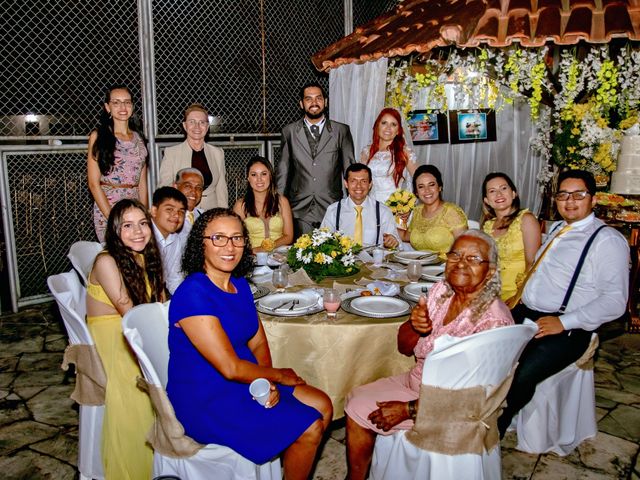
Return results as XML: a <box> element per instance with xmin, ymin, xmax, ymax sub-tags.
<box><xmin>446</xmin><ymin>251</ymin><xmax>490</xmax><ymax>266</ymax></box>
<box><xmin>203</xmin><ymin>234</ymin><xmax>246</xmax><ymax>247</ymax></box>
<box><xmin>177</xmin><ymin>181</ymin><xmax>204</xmax><ymax>193</ymax></box>
<box><xmin>185</xmin><ymin>119</ymin><xmax>209</xmax><ymax>128</ymax></box>
<box><xmin>110</xmin><ymin>100</ymin><xmax>133</xmax><ymax>108</ymax></box>
<box><xmin>554</xmin><ymin>190</ymin><xmax>590</xmax><ymax>201</ymax></box>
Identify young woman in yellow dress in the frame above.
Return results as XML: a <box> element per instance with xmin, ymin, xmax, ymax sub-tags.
<box><xmin>481</xmin><ymin>172</ymin><xmax>541</xmax><ymax>302</ymax></box>
<box><xmin>233</xmin><ymin>156</ymin><xmax>294</xmax><ymax>253</ymax></box>
<box><xmin>86</xmin><ymin>198</ymin><xmax>166</xmax><ymax>479</ymax></box>
<box><xmin>399</xmin><ymin>164</ymin><xmax>467</xmax><ymax>255</ymax></box>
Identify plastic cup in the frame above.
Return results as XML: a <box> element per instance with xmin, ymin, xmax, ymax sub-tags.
<box><xmin>256</xmin><ymin>252</ymin><xmax>268</xmax><ymax>266</ymax></box>
<box><xmin>249</xmin><ymin>378</ymin><xmax>271</xmax><ymax>406</ymax></box>
<box><xmin>373</xmin><ymin>248</ymin><xmax>384</xmax><ymax>266</ymax></box>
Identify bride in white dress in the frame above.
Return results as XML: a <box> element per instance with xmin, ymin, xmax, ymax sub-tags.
<box><xmin>360</xmin><ymin>108</ymin><xmax>418</xmax><ymax>204</ymax></box>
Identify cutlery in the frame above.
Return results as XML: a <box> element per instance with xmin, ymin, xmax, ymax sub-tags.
<box><xmin>270</xmin><ymin>300</ymin><xmax>293</xmax><ymax>310</ymax></box>
<box><xmin>288</xmin><ymin>299</ymin><xmax>300</xmax><ymax>310</ymax></box>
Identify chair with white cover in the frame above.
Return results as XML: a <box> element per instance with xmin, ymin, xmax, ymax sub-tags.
<box><xmin>68</xmin><ymin>241</ymin><xmax>103</xmax><ymax>286</ymax></box>
<box><xmin>47</xmin><ymin>271</ymin><xmax>105</xmax><ymax>480</ymax></box>
<box><xmin>467</xmin><ymin>220</ymin><xmax>481</xmax><ymax>230</ymax></box>
<box><xmin>369</xmin><ymin>323</ymin><xmax>538</xmax><ymax>480</ymax></box>
<box><xmin>513</xmin><ymin>333</ymin><xmax>599</xmax><ymax>456</ymax></box>
<box><xmin>122</xmin><ymin>302</ymin><xmax>282</xmax><ymax>480</ymax></box>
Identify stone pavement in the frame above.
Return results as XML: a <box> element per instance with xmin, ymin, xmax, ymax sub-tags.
<box><xmin>0</xmin><ymin>303</ymin><xmax>639</xmax><ymax>479</ymax></box>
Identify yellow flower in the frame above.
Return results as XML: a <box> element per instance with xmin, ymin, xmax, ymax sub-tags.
<box><xmin>340</xmin><ymin>236</ymin><xmax>352</xmax><ymax>250</ymax></box>
<box><xmin>294</xmin><ymin>235</ymin><xmax>311</xmax><ymax>249</ymax></box>
<box><xmin>571</xmin><ymin>127</ymin><xmax>580</xmax><ymax>135</ymax></box>
<box><xmin>331</xmin><ymin>251</ymin><xmax>337</xmax><ymax>258</ymax></box>
<box><xmin>314</xmin><ymin>252</ymin><xmax>325</xmax><ymax>264</ymax></box>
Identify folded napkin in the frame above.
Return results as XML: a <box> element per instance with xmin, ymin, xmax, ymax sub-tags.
<box><xmin>251</xmin><ymin>266</ymin><xmax>274</xmax><ymax>285</ymax></box>
<box><xmin>357</xmin><ymin>250</ymin><xmax>374</xmax><ymax>263</ymax></box>
<box><xmin>265</xmin><ymin>289</ymin><xmax>322</xmax><ymax>312</ymax></box>
<box><xmin>365</xmin><ymin>281</ymin><xmax>400</xmax><ymax>296</ymax></box>
<box><xmin>332</xmin><ymin>281</ymin><xmax>363</xmax><ymax>295</ymax></box>
<box><xmin>288</xmin><ymin>268</ymin><xmax>316</xmax><ymax>287</ymax></box>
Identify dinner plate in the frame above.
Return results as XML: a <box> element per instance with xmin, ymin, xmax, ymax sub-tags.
<box><xmin>421</xmin><ymin>265</ymin><xmax>445</xmax><ymax>282</ymax></box>
<box><xmin>401</xmin><ymin>282</ymin><xmax>435</xmax><ymax>301</ymax></box>
<box><xmin>350</xmin><ymin>296</ymin><xmax>410</xmax><ymax>316</ymax></box>
<box><xmin>392</xmin><ymin>250</ymin><xmax>439</xmax><ymax>265</ymax></box>
<box><xmin>256</xmin><ymin>291</ymin><xmax>323</xmax><ymax>316</ymax></box>
<box><xmin>251</xmin><ymin>284</ymin><xmax>270</xmax><ymax>299</ymax></box>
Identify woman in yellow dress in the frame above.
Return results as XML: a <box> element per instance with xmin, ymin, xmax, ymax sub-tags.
<box><xmin>86</xmin><ymin>198</ymin><xmax>166</xmax><ymax>479</ymax></box>
<box><xmin>481</xmin><ymin>172</ymin><xmax>541</xmax><ymax>302</ymax></box>
<box><xmin>233</xmin><ymin>156</ymin><xmax>294</xmax><ymax>253</ymax></box>
<box><xmin>399</xmin><ymin>165</ymin><xmax>467</xmax><ymax>254</ymax></box>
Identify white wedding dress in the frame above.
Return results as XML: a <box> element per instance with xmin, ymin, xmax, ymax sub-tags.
<box><xmin>360</xmin><ymin>146</ymin><xmax>416</xmax><ymax>204</ymax></box>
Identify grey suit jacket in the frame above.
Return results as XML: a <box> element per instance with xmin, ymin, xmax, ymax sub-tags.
<box><xmin>276</xmin><ymin>118</ymin><xmax>355</xmax><ymax>224</ymax></box>
<box><xmin>159</xmin><ymin>140</ymin><xmax>228</xmax><ymax>211</ymax></box>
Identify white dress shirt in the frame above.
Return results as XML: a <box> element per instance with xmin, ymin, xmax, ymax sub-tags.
<box><xmin>304</xmin><ymin>116</ymin><xmax>326</xmax><ymax>136</ymax></box>
<box><xmin>320</xmin><ymin>195</ymin><xmax>399</xmax><ymax>246</ymax></box>
<box><xmin>153</xmin><ymin>222</ymin><xmax>184</xmax><ymax>295</ymax></box>
<box><xmin>522</xmin><ymin>213</ymin><xmax>629</xmax><ymax>331</ymax></box>
<box><xmin>177</xmin><ymin>207</ymin><xmax>203</xmax><ymax>243</ymax></box>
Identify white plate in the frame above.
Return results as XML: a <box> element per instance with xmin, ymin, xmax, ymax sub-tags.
<box><xmin>350</xmin><ymin>296</ymin><xmax>410</xmax><ymax>316</ymax></box>
<box><xmin>392</xmin><ymin>250</ymin><xmax>439</xmax><ymax>265</ymax></box>
<box><xmin>402</xmin><ymin>282</ymin><xmax>435</xmax><ymax>300</ymax></box>
<box><xmin>421</xmin><ymin>265</ymin><xmax>445</xmax><ymax>282</ymax></box>
<box><xmin>258</xmin><ymin>292</ymin><xmax>319</xmax><ymax>313</ymax></box>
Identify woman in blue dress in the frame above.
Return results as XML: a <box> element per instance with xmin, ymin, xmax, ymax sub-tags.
<box><xmin>167</xmin><ymin>208</ymin><xmax>332</xmax><ymax>478</ymax></box>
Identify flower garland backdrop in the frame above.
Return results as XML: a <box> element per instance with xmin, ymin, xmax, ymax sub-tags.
<box><xmin>287</xmin><ymin>228</ymin><xmax>362</xmax><ymax>282</ymax></box>
<box><xmin>385</xmin><ymin>44</ymin><xmax>640</xmax><ymax>188</ymax></box>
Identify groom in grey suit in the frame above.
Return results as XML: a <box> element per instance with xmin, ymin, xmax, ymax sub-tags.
<box><xmin>276</xmin><ymin>81</ymin><xmax>355</xmax><ymax>236</ymax></box>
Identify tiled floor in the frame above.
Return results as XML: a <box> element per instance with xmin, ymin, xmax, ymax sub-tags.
<box><xmin>0</xmin><ymin>303</ymin><xmax>639</xmax><ymax>479</ymax></box>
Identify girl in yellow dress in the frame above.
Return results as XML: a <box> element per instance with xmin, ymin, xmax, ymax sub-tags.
<box><xmin>399</xmin><ymin>164</ymin><xmax>467</xmax><ymax>255</ymax></box>
<box><xmin>86</xmin><ymin>198</ymin><xmax>166</xmax><ymax>479</ymax></box>
<box><xmin>233</xmin><ymin>156</ymin><xmax>294</xmax><ymax>253</ymax></box>
<box><xmin>481</xmin><ymin>172</ymin><xmax>541</xmax><ymax>302</ymax></box>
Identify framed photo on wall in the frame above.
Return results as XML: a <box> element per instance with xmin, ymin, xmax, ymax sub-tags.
<box><xmin>449</xmin><ymin>109</ymin><xmax>497</xmax><ymax>144</ymax></box>
<box><xmin>407</xmin><ymin>110</ymin><xmax>448</xmax><ymax>145</ymax></box>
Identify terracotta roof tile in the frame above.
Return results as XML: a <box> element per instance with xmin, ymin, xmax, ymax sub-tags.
<box><xmin>312</xmin><ymin>0</ymin><xmax>640</xmax><ymax>72</ymax></box>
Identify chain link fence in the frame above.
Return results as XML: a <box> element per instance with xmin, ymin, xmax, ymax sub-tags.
<box><xmin>1</xmin><ymin>0</ymin><xmax>398</xmax><ymax>310</ymax></box>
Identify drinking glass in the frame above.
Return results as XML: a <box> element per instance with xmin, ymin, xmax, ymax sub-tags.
<box><xmin>407</xmin><ymin>260</ymin><xmax>422</xmax><ymax>283</ymax></box>
<box><xmin>272</xmin><ymin>268</ymin><xmax>288</xmax><ymax>293</ymax></box>
<box><xmin>323</xmin><ymin>289</ymin><xmax>341</xmax><ymax>320</ymax></box>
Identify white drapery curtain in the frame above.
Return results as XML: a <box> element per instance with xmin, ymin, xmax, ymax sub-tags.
<box><xmin>329</xmin><ymin>61</ymin><xmax>543</xmax><ymax>222</ymax></box>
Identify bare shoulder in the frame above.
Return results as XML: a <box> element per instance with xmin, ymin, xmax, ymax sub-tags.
<box><xmin>521</xmin><ymin>211</ymin><xmax>540</xmax><ymax>230</ymax></box>
<box><xmin>233</xmin><ymin>199</ymin><xmax>245</xmax><ymax>217</ymax></box>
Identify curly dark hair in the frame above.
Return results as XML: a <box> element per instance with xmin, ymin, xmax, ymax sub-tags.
<box><xmin>91</xmin><ymin>84</ymin><xmax>146</xmax><ymax>176</ymax></box>
<box><xmin>104</xmin><ymin>199</ymin><xmax>165</xmax><ymax>305</ymax></box>
<box><xmin>182</xmin><ymin>208</ymin><xmax>254</xmax><ymax>278</ymax></box>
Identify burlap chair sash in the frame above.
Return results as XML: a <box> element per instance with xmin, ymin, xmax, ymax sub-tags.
<box><xmin>405</xmin><ymin>369</ymin><xmax>515</xmax><ymax>455</ymax></box>
<box><xmin>136</xmin><ymin>377</ymin><xmax>203</xmax><ymax>458</ymax></box>
<box><xmin>61</xmin><ymin>344</ymin><xmax>107</xmax><ymax>405</ymax></box>
<box><xmin>576</xmin><ymin>335</ymin><xmax>599</xmax><ymax>370</ymax></box>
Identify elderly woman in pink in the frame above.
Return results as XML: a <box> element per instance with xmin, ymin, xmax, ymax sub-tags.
<box><xmin>344</xmin><ymin>230</ymin><xmax>513</xmax><ymax>480</ymax></box>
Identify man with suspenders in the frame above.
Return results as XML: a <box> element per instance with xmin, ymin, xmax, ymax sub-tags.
<box><xmin>320</xmin><ymin>163</ymin><xmax>399</xmax><ymax>249</ymax></box>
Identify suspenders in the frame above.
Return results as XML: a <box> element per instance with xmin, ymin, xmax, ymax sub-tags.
<box><xmin>335</xmin><ymin>199</ymin><xmax>381</xmax><ymax>245</ymax></box>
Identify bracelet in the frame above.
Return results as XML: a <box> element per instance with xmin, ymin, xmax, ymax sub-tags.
<box><xmin>407</xmin><ymin>400</ymin><xmax>417</xmax><ymax>420</ymax></box>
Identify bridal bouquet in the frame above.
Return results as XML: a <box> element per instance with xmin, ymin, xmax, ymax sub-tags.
<box><xmin>287</xmin><ymin>228</ymin><xmax>362</xmax><ymax>282</ymax></box>
<box><xmin>385</xmin><ymin>189</ymin><xmax>417</xmax><ymax>229</ymax></box>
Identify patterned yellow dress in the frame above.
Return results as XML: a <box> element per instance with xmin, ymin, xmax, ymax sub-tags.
<box><xmin>245</xmin><ymin>214</ymin><xmax>284</xmax><ymax>250</ymax></box>
<box><xmin>483</xmin><ymin>209</ymin><xmax>528</xmax><ymax>301</ymax></box>
<box><xmin>86</xmin><ymin>279</ymin><xmax>154</xmax><ymax>480</ymax></box>
<box><xmin>408</xmin><ymin>202</ymin><xmax>468</xmax><ymax>254</ymax></box>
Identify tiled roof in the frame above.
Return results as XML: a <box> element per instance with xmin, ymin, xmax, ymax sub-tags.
<box><xmin>312</xmin><ymin>0</ymin><xmax>640</xmax><ymax>72</ymax></box>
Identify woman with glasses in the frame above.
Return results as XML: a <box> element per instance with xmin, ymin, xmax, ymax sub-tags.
<box><xmin>343</xmin><ymin>231</ymin><xmax>513</xmax><ymax>480</ymax></box>
<box><xmin>87</xmin><ymin>85</ymin><xmax>148</xmax><ymax>242</ymax></box>
<box><xmin>86</xmin><ymin>199</ymin><xmax>166</xmax><ymax>479</ymax></box>
<box><xmin>159</xmin><ymin>103</ymin><xmax>228</xmax><ymax>211</ymax></box>
<box><xmin>233</xmin><ymin>156</ymin><xmax>294</xmax><ymax>253</ymax></box>
<box><xmin>166</xmin><ymin>208</ymin><xmax>332</xmax><ymax>478</ymax></box>
<box><xmin>481</xmin><ymin>172</ymin><xmax>541</xmax><ymax>303</ymax></box>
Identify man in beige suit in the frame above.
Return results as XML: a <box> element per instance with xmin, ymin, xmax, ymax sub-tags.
<box><xmin>277</xmin><ymin>82</ymin><xmax>355</xmax><ymax>236</ymax></box>
<box><xmin>159</xmin><ymin>103</ymin><xmax>228</xmax><ymax>210</ymax></box>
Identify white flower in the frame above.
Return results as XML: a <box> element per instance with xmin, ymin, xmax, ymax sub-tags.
<box><xmin>341</xmin><ymin>252</ymin><xmax>356</xmax><ymax>267</ymax></box>
<box><xmin>301</xmin><ymin>253</ymin><xmax>312</xmax><ymax>264</ymax></box>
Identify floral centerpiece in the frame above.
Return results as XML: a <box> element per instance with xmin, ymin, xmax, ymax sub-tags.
<box><xmin>385</xmin><ymin>189</ymin><xmax>417</xmax><ymax>229</ymax></box>
<box><xmin>287</xmin><ymin>228</ymin><xmax>362</xmax><ymax>282</ymax></box>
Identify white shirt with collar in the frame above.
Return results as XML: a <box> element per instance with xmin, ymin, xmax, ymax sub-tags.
<box><xmin>177</xmin><ymin>207</ymin><xmax>203</xmax><ymax>242</ymax></box>
<box><xmin>152</xmin><ymin>222</ymin><xmax>184</xmax><ymax>295</ymax></box>
<box><xmin>304</xmin><ymin>116</ymin><xmax>326</xmax><ymax>135</ymax></box>
<box><xmin>522</xmin><ymin>213</ymin><xmax>629</xmax><ymax>331</ymax></box>
<box><xmin>320</xmin><ymin>195</ymin><xmax>399</xmax><ymax>246</ymax></box>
